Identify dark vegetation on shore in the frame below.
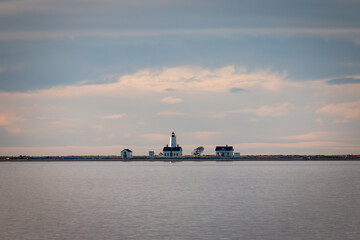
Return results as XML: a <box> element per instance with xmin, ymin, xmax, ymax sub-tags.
<box><xmin>1</xmin><ymin>155</ymin><xmax>359</xmax><ymax>162</ymax></box>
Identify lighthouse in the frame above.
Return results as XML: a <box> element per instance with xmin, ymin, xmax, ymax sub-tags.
<box><xmin>170</xmin><ymin>132</ymin><xmax>176</xmax><ymax>147</ymax></box>
<box><xmin>163</xmin><ymin>132</ymin><xmax>183</xmax><ymax>157</ymax></box>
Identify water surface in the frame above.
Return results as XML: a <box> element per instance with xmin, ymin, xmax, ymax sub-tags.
<box><xmin>1</xmin><ymin>161</ymin><xmax>359</xmax><ymax>240</ymax></box>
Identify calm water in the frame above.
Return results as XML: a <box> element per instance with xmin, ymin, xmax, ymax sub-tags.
<box><xmin>1</xmin><ymin>161</ymin><xmax>360</xmax><ymax>240</ymax></box>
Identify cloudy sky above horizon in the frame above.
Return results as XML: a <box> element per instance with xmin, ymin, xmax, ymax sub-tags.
<box><xmin>1</xmin><ymin>0</ymin><xmax>360</xmax><ymax>155</ymax></box>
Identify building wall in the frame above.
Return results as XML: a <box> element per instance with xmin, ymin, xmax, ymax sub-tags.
<box><xmin>216</xmin><ymin>150</ymin><xmax>234</xmax><ymax>157</ymax></box>
<box><xmin>121</xmin><ymin>151</ymin><xmax>132</xmax><ymax>158</ymax></box>
<box><xmin>163</xmin><ymin>151</ymin><xmax>182</xmax><ymax>157</ymax></box>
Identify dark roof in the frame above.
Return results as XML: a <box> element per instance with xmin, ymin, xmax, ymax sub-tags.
<box><xmin>163</xmin><ymin>146</ymin><xmax>182</xmax><ymax>151</ymax></box>
<box><xmin>215</xmin><ymin>146</ymin><xmax>234</xmax><ymax>151</ymax></box>
<box><xmin>122</xmin><ymin>149</ymin><xmax>132</xmax><ymax>152</ymax></box>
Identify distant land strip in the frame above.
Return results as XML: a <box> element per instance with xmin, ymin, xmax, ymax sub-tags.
<box><xmin>1</xmin><ymin>155</ymin><xmax>360</xmax><ymax>162</ymax></box>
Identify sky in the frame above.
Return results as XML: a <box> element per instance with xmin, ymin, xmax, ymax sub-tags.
<box><xmin>0</xmin><ymin>0</ymin><xmax>360</xmax><ymax>156</ymax></box>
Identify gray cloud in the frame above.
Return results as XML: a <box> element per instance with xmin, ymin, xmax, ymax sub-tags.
<box><xmin>229</xmin><ymin>87</ymin><xmax>248</xmax><ymax>93</ymax></box>
<box><xmin>164</xmin><ymin>88</ymin><xmax>177</xmax><ymax>92</ymax></box>
<box><xmin>327</xmin><ymin>78</ymin><xmax>360</xmax><ymax>85</ymax></box>
<box><xmin>1</xmin><ymin>0</ymin><xmax>360</xmax><ymax>32</ymax></box>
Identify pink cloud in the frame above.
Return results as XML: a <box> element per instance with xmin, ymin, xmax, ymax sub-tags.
<box><xmin>0</xmin><ymin>113</ymin><xmax>23</xmax><ymax>127</ymax></box>
<box><xmin>5</xmin><ymin>127</ymin><xmax>22</xmax><ymax>134</ymax></box>
<box><xmin>158</xmin><ymin>111</ymin><xmax>186</xmax><ymax>116</ymax></box>
<box><xmin>317</xmin><ymin>100</ymin><xmax>360</xmax><ymax>119</ymax></box>
<box><xmin>228</xmin><ymin>103</ymin><xmax>291</xmax><ymax>117</ymax></box>
<box><xmin>102</xmin><ymin>114</ymin><xmax>124</xmax><ymax>119</ymax></box>
<box><xmin>161</xmin><ymin>96</ymin><xmax>182</xmax><ymax>104</ymax></box>
<box><xmin>229</xmin><ymin>141</ymin><xmax>360</xmax><ymax>154</ymax></box>
<box><xmin>0</xmin><ymin>113</ymin><xmax>11</xmax><ymax>126</ymax></box>
<box><xmin>91</xmin><ymin>124</ymin><xmax>105</xmax><ymax>131</ymax></box>
<box><xmin>310</xmin><ymin>77</ymin><xmax>360</xmax><ymax>98</ymax></box>
<box><xmin>282</xmin><ymin>131</ymin><xmax>334</xmax><ymax>141</ymax></box>
<box><xmin>234</xmin><ymin>141</ymin><xmax>347</xmax><ymax>150</ymax></box>
<box><xmin>3</xmin><ymin>65</ymin><xmax>290</xmax><ymax>99</ymax></box>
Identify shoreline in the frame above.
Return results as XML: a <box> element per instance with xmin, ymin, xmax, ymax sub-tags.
<box><xmin>1</xmin><ymin>155</ymin><xmax>360</xmax><ymax>162</ymax></box>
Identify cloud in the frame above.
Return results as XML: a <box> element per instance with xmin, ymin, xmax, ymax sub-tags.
<box><xmin>282</xmin><ymin>131</ymin><xmax>335</xmax><ymax>141</ymax></box>
<box><xmin>0</xmin><ymin>113</ymin><xmax>24</xmax><ymax>134</ymax></box>
<box><xmin>309</xmin><ymin>77</ymin><xmax>360</xmax><ymax>96</ymax></box>
<box><xmin>164</xmin><ymin>88</ymin><xmax>177</xmax><ymax>92</ymax></box>
<box><xmin>327</xmin><ymin>77</ymin><xmax>360</xmax><ymax>85</ymax></box>
<box><xmin>107</xmin><ymin>133</ymin><xmax>116</xmax><ymax>139</ymax></box>
<box><xmin>333</xmin><ymin>119</ymin><xmax>350</xmax><ymax>123</ymax></box>
<box><xmin>317</xmin><ymin>100</ymin><xmax>360</xmax><ymax>119</ymax></box>
<box><xmin>235</xmin><ymin>141</ymin><xmax>343</xmax><ymax>149</ymax></box>
<box><xmin>158</xmin><ymin>111</ymin><xmax>186</xmax><ymax>116</ymax></box>
<box><xmin>0</xmin><ymin>113</ymin><xmax>11</xmax><ymax>126</ymax></box>
<box><xmin>47</xmin><ymin>117</ymin><xmax>82</xmax><ymax>127</ymax></box>
<box><xmin>229</xmin><ymin>141</ymin><xmax>360</xmax><ymax>154</ymax></box>
<box><xmin>254</xmin><ymin>103</ymin><xmax>291</xmax><ymax>116</ymax></box>
<box><xmin>0</xmin><ymin>64</ymin><xmax>358</xmax><ymax>155</ymax></box>
<box><xmin>91</xmin><ymin>124</ymin><xmax>105</xmax><ymax>131</ymax></box>
<box><xmin>0</xmin><ymin>113</ymin><xmax>22</xmax><ymax>126</ymax></box>
<box><xmin>139</xmin><ymin>134</ymin><xmax>168</xmax><ymax>141</ymax></box>
<box><xmin>118</xmin><ymin>65</ymin><xmax>289</xmax><ymax>93</ymax></box>
<box><xmin>191</xmin><ymin>131</ymin><xmax>222</xmax><ymax>140</ymax></box>
<box><xmin>5</xmin><ymin>127</ymin><xmax>22</xmax><ymax>134</ymax></box>
<box><xmin>228</xmin><ymin>103</ymin><xmax>291</xmax><ymax>117</ymax></box>
<box><xmin>102</xmin><ymin>114</ymin><xmax>124</xmax><ymax>119</ymax></box>
<box><xmin>229</xmin><ymin>87</ymin><xmax>247</xmax><ymax>93</ymax></box>
<box><xmin>161</xmin><ymin>96</ymin><xmax>183</xmax><ymax>104</ymax></box>
<box><xmin>316</xmin><ymin>118</ymin><xmax>324</xmax><ymax>125</ymax></box>
<box><xmin>11</xmin><ymin>65</ymin><xmax>289</xmax><ymax>99</ymax></box>
<box><xmin>1</xmin><ymin>28</ymin><xmax>360</xmax><ymax>42</ymax></box>
<box><xmin>0</xmin><ymin>145</ymin><xmax>163</xmax><ymax>156</ymax></box>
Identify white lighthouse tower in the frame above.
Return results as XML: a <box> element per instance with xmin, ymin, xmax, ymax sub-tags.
<box><xmin>170</xmin><ymin>132</ymin><xmax>176</xmax><ymax>147</ymax></box>
<box><xmin>163</xmin><ymin>132</ymin><xmax>183</xmax><ymax>157</ymax></box>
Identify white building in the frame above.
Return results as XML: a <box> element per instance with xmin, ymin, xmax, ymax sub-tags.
<box><xmin>121</xmin><ymin>149</ymin><xmax>132</xmax><ymax>158</ymax></box>
<box><xmin>163</xmin><ymin>132</ymin><xmax>183</xmax><ymax>157</ymax></box>
<box><xmin>215</xmin><ymin>145</ymin><xmax>234</xmax><ymax>157</ymax></box>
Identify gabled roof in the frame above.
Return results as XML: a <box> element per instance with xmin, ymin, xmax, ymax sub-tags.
<box><xmin>215</xmin><ymin>146</ymin><xmax>234</xmax><ymax>151</ymax></box>
<box><xmin>121</xmin><ymin>149</ymin><xmax>132</xmax><ymax>152</ymax></box>
<box><xmin>163</xmin><ymin>146</ymin><xmax>182</xmax><ymax>151</ymax></box>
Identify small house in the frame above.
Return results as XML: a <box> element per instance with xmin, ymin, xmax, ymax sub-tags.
<box><xmin>163</xmin><ymin>146</ymin><xmax>182</xmax><ymax>157</ymax></box>
<box><xmin>215</xmin><ymin>145</ymin><xmax>234</xmax><ymax>157</ymax></box>
<box><xmin>121</xmin><ymin>149</ymin><xmax>132</xmax><ymax>158</ymax></box>
<box><xmin>148</xmin><ymin>151</ymin><xmax>155</xmax><ymax>158</ymax></box>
